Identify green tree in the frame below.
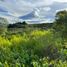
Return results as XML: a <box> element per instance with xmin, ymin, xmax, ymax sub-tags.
<box><xmin>0</xmin><ymin>17</ymin><xmax>8</xmax><ymax>35</ymax></box>
<box><xmin>22</xmin><ymin>21</ymin><xmax>27</xmax><ymax>25</ymax></box>
<box><xmin>53</xmin><ymin>10</ymin><xmax>67</xmax><ymax>45</ymax></box>
<box><xmin>53</xmin><ymin>10</ymin><xmax>67</xmax><ymax>31</ymax></box>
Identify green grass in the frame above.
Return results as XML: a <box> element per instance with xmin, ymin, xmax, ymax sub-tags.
<box><xmin>0</xmin><ymin>29</ymin><xmax>67</xmax><ymax>67</ymax></box>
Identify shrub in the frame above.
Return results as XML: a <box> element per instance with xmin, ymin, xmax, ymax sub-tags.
<box><xmin>0</xmin><ymin>29</ymin><xmax>66</xmax><ymax>66</ymax></box>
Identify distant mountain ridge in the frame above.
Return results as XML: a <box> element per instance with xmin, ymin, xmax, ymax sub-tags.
<box><xmin>19</xmin><ymin>11</ymin><xmax>35</xmax><ymax>19</ymax></box>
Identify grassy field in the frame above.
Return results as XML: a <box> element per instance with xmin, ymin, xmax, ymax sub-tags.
<box><xmin>0</xmin><ymin>28</ymin><xmax>67</xmax><ymax>67</ymax></box>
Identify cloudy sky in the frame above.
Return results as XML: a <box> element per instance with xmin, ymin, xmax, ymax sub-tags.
<box><xmin>0</xmin><ymin>0</ymin><xmax>67</xmax><ymax>24</ymax></box>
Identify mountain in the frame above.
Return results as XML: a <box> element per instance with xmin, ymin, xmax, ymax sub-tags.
<box><xmin>19</xmin><ymin>11</ymin><xmax>35</xmax><ymax>19</ymax></box>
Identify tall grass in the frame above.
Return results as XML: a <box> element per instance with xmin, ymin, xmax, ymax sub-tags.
<box><xmin>0</xmin><ymin>29</ymin><xmax>67</xmax><ymax>67</ymax></box>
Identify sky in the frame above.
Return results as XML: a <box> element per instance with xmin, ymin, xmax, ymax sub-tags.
<box><xmin>0</xmin><ymin>0</ymin><xmax>67</xmax><ymax>24</ymax></box>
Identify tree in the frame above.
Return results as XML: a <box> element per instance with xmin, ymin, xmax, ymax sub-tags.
<box><xmin>53</xmin><ymin>10</ymin><xmax>67</xmax><ymax>45</ymax></box>
<box><xmin>22</xmin><ymin>21</ymin><xmax>27</xmax><ymax>25</ymax></box>
<box><xmin>53</xmin><ymin>10</ymin><xmax>67</xmax><ymax>32</ymax></box>
<box><xmin>0</xmin><ymin>17</ymin><xmax>8</xmax><ymax>35</ymax></box>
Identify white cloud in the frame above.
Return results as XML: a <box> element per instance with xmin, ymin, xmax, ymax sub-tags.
<box><xmin>54</xmin><ymin>0</ymin><xmax>67</xmax><ymax>2</ymax></box>
<box><xmin>56</xmin><ymin>8</ymin><xmax>67</xmax><ymax>13</ymax></box>
<box><xmin>0</xmin><ymin>0</ymin><xmax>34</xmax><ymax>17</ymax></box>
<box><xmin>0</xmin><ymin>0</ymin><xmax>67</xmax><ymax>24</ymax></box>
<box><xmin>43</xmin><ymin>7</ymin><xmax>51</xmax><ymax>11</ymax></box>
<box><xmin>34</xmin><ymin>7</ymin><xmax>51</xmax><ymax>18</ymax></box>
<box><xmin>0</xmin><ymin>0</ymin><xmax>54</xmax><ymax>17</ymax></box>
<box><xmin>0</xmin><ymin>0</ymin><xmax>67</xmax><ymax>17</ymax></box>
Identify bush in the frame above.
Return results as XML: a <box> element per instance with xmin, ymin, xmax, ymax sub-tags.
<box><xmin>0</xmin><ymin>29</ymin><xmax>66</xmax><ymax>66</ymax></box>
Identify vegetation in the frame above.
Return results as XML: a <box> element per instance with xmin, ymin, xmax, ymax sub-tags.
<box><xmin>0</xmin><ymin>10</ymin><xmax>67</xmax><ymax>67</ymax></box>
<box><xmin>0</xmin><ymin>17</ymin><xmax>8</xmax><ymax>35</ymax></box>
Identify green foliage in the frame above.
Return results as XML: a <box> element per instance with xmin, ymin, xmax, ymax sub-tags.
<box><xmin>53</xmin><ymin>10</ymin><xmax>67</xmax><ymax>42</ymax></box>
<box><xmin>0</xmin><ymin>17</ymin><xmax>8</xmax><ymax>35</ymax></box>
<box><xmin>0</xmin><ymin>29</ymin><xmax>66</xmax><ymax>67</ymax></box>
<box><xmin>53</xmin><ymin>10</ymin><xmax>67</xmax><ymax>31</ymax></box>
<box><xmin>0</xmin><ymin>10</ymin><xmax>67</xmax><ymax>67</ymax></box>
